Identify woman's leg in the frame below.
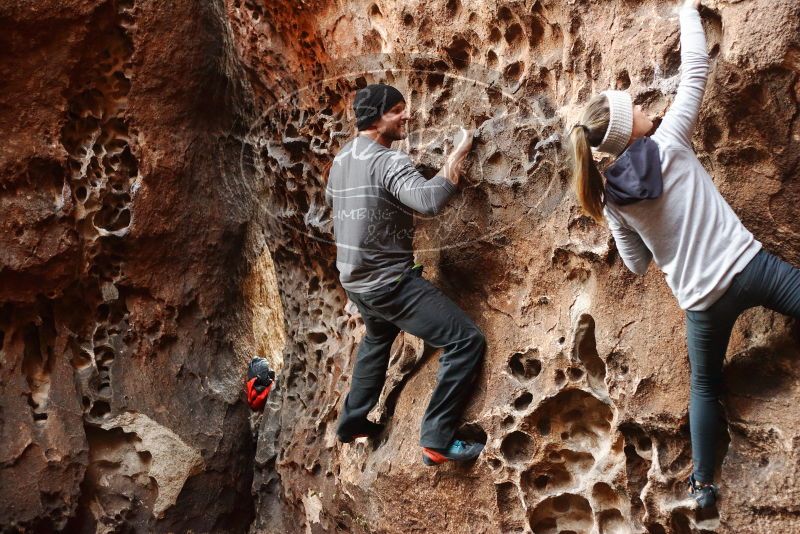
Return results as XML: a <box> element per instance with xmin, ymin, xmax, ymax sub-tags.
<box><xmin>685</xmin><ymin>309</ymin><xmax>737</xmax><ymax>483</ymax></box>
<box><xmin>685</xmin><ymin>250</ymin><xmax>798</xmax><ymax>488</ymax></box>
<box><xmin>744</xmin><ymin>251</ymin><xmax>800</xmax><ymax>318</ymax></box>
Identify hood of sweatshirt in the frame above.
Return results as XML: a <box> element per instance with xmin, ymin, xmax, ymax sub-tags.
<box><xmin>603</xmin><ymin>137</ymin><xmax>663</xmax><ymax>206</ymax></box>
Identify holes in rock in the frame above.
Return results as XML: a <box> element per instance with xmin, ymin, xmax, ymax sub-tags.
<box><xmin>536</xmin><ymin>417</ymin><xmax>551</xmax><ymax>436</ymax></box>
<box><xmin>89</xmin><ymin>401</ymin><xmax>111</xmax><ymax>418</ymax></box>
<box><xmin>94</xmin><ymin>206</ymin><xmax>132</xmax><ymax>233</ymax></box>
<box><xmin>500</xmin><ymin>431</ymin><xmax>534</xmax><ymax>464</ymax></box>
<box><xmin>504</xmin><ymin>23</ymin><xmax>523</xmax><ymax>46</ymax></box>
<box><xmin>592</xmin><ymin>482</ymin><xmax>617</xmax><ymax>506</ymax></box>
<box><xmin>508</xmin><ymin>349</ymin><xmax>541</xmax><ymax>380</ymax></box>
<box><xmin>616</xmin><ymin>70</ymin><xmax>631</xmax><ymax>90</ymax></box>
<box><xmin>23</xmin><ymin>323</ymin><xmax>52</xmax><ymax>422</ymax></box>
<box><xmin>619</xmin><ymin>424</ymin><xmax>651</xmax><ymax>517</ymax></box>
<box><xmin>554</xmin><ymin>369</ymin><xmax>566</xmax><ymax>387</ymax></box>
<box><xmin>532</xmin><ymin>518</ymin><xmax>556</xmax><ymax>534</ymax></box>
<box><xmin>368</xmin><ymin>3</ymin><xmax>382</xmax><ymax>19</ymax></box>
<box><xmin>662</xmin><ymin>48</ymin><xmax>681</xmax><ymax>78</ymax></box>
<box><xmin>703</xmin><ymin>122</ymin><xmax>723</xmax><ymax>151</ymax></box>
<box><xmin>514</xmin><ymin>392</ymin><xmax>533</xmax><ymax>410</ymax></box>
<box><xmin>502</xmin><ymin>414</ymin><xmax>515</xmax><ymax>428</ymax></box>
<box><xmin>522</xmin><ymin>389</ymin><xmax>612</xmax><ymax>451</ymax></box>
<box><xmin>76</xmin><ymin>186</ymin><xmax>88</xmax><ymax>202</ymax></box>
<box><xmin>567</xmin><ymin>367</ymin><xmax>583</xmax><ymax>380</ymax></box>
<box><xmin>427</xmin><ymin>72</ymin><xmax>445</xmax><ymax>90</ymax></box>
<box><xmin>488</xmin><ymin>27</ymin><xmax>502</xmax><ymax>43</ymax></box>
<box><xmin>76</xmin><ymin>424</ymin><xmax>157</xmax><ymax>527</ymax></box>
<box><xmin>598</xmin><ymin>509</ymin><xmax>626</xmax><ymax>534</ymax></box>
<box><xmin>445</xmin><ymin>0</ymin><xmax>460</xmax><ymax>17</ymax></box>
<box><xmin>70</xmin><ymin>349</ymin><xmax>92</xmax><ymax>370</ymax></box>
<box><xmin>486</xmin><ymin>457</ymin><xmax>502</xmax><ymax>470</ymax></box>
<box><xmin>137</xmin><ymin>450</ymin><xmax>152</xmax><ymax>465</ymax></box>
<box><xmin>503</xmin><ymin>61</ymin><xmax>524</xmax><ymax>82</ymax></box>
<box><xmin>497</xmin><ymin>6</ymin><xmax>513</xmax><ymax>21</ymax></box>
<box><xmin>444</xmin><ymin>37</ymin><xmax>471</xmax><ymax>68</ymax></box>
<box><xmin>572</xmin><ymin>314</ymin><xmax>607</xmax><ymax>389</ymax></box>
<box><xmin>95</xmin><ymin>347</ymin><xmax>115</xmax><ymax>367</ymax></box>
<box><xmin>527</xmin><ymin>137</ymin><xmax>541</xmax><ymax>163</ymax></box>
<box><xmin>486</xmin><ymin>86</ymin><xmax>503</xmax><ymax>106</ymax></box>
<box><xmin>402</xmin><ymin>13</ymin><xmax>413</xmax><ymax>26</ymax></box>
<box><xmin>457</xmin><ymin>421</ymin><xmax>487</xmax><ymax>445</ymax></box>
<box><xmin>521</xmin><ymin>449</ymin><xmax>593</xmax><ymax>497</ymax></box>
<box><xmin>486</xmin><ymin>49</ymin><xmax>498</xmax><ymax>67</ymax></box>
<box><xmin>670</xmin><ymin>511</ymin><xmax>692</xmax><ymax>534</ymax></box>
<box><xmin>533</xmin><ymin>474</ymin><xmax>549</xmax><ymax>489</ymax></box>
<box><xmin>307</xmin><ymin>331</ymin><xmax>327</xmax><ymax>344</ymax></box>
<box><xmin>362</xmin><ymin>29</ymin><xmax>384</xmax><ymax>54</ymax></box>
<box><xmin>528</xmin><ymin>493</ymin><xmax>592</xmax><ymax>534</ymax></box>
<box><xmin>486</xmin><ymin>151</ymin><xmax>505</xmax><ymax>166</ymax></box>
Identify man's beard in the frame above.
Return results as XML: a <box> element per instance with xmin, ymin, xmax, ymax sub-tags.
<box><xmin>387</xmin><ymin>125</ymin><xmax>406</xmax><ymax>140</ymax></box>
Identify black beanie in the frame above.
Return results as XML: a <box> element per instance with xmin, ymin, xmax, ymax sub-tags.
<box><xmin>353</xmin><ymin>84</ymin><xmax>406</xmax><ymax>131</ymax></box>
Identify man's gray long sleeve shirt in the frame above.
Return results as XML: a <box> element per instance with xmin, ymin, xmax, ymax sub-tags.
<box><xmin>326</xmin><ymin>136</ymin><xmax>456</xmax><ymax>293</ymax></box>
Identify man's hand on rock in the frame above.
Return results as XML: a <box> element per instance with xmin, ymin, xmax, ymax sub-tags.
<box><xmin>441</xmin><ymin>128</ymin><xmax>474</xmax><ymax>186</ymax></box>
<box><xmin>683</xmin><ymin>0</ymin><xmax>701</xmax><ymax>10</ymax></box>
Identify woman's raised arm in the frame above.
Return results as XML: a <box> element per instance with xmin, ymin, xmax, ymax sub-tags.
<box><xmin>652</xmin><ymin>1</ymin><xmax>709</xmax><ymax>149</ymax></box>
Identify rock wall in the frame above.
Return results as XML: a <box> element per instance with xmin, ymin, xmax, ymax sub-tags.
<box><xmin>236</xmin><ymin>0</ymin><xmax>800</xmax><ymax>533</ymax></box>
<box><xmin>2</xmin><ymin>0</ymin><xmax>799</xmax><ymax>533</ymax></box>
<box><xmin>0</xmin><ymin>0</ymin><xmax>270</xmax><ymax>530</ymax></box>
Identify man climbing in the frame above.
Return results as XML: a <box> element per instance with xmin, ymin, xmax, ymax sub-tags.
<box><xmin>326</xmin><ymin>83</ymin><xmax>486</xmax><ymax>466</ymax></box>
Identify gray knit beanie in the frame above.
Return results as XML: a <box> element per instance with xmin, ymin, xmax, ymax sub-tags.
<box><xmin>597</xmin><ymin>90</ymin><xmax>633</xmax><ymax>156</ymax></box>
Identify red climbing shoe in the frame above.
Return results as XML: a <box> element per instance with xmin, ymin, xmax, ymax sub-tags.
<box><xmin>422</xmin><ymin>439</ymin><xmax>484</xmax><ymax>466</ymax></box>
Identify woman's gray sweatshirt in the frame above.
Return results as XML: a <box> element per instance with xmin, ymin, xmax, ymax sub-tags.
<box><xmin>603</xmin><ymin>6</ymin><xmax>761</xmax><ymax>311</ymax></box>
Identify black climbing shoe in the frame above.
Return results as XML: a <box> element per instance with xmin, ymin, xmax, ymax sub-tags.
<box><xmin>338</xmin><ymin>421</ymin><xmax>384</xmax><ymax>443</ymax></box>
<box><xmin>688</xmin><ymin>474</ymin><xmax>718</xmax><ymax>509</ymax></box>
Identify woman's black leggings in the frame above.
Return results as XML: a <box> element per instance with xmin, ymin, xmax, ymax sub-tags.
<box><xmin>685</xmin><ymin>249</ymin><xmax>800</xmax><ymax>483</ymax></box>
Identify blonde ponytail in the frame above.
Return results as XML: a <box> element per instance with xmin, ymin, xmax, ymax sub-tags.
<box><xmin>568</xmin><ymin>94</ymin><xmax>611</xmax><ymax>223</ymax></box>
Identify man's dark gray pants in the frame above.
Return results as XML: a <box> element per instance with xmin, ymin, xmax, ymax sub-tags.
<box><xmin>336</xmin><ymin>268</ymin><xmax>485</xmax><ymax>449</ymax></box>
<box><xmin>686</xmin><ymin>250</ymin><xmax>800</xmax><ymax>483</ymax></box>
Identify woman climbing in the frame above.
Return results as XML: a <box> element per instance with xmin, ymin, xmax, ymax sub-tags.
<box><xmin>567</xmin><ymin>0</ymin><xmax>800</xmax><ymax>509</ymax></box>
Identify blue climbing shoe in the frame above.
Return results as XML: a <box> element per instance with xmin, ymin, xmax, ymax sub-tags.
<box><xmin>688</xmin><ymin>474</ymin><xmax>718</xmax><ymax>509</ymax></box>
<box><xmin>422</xmin><ymin>439</ymin><xmax>484</xmax><ymax>466</ymax></box>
